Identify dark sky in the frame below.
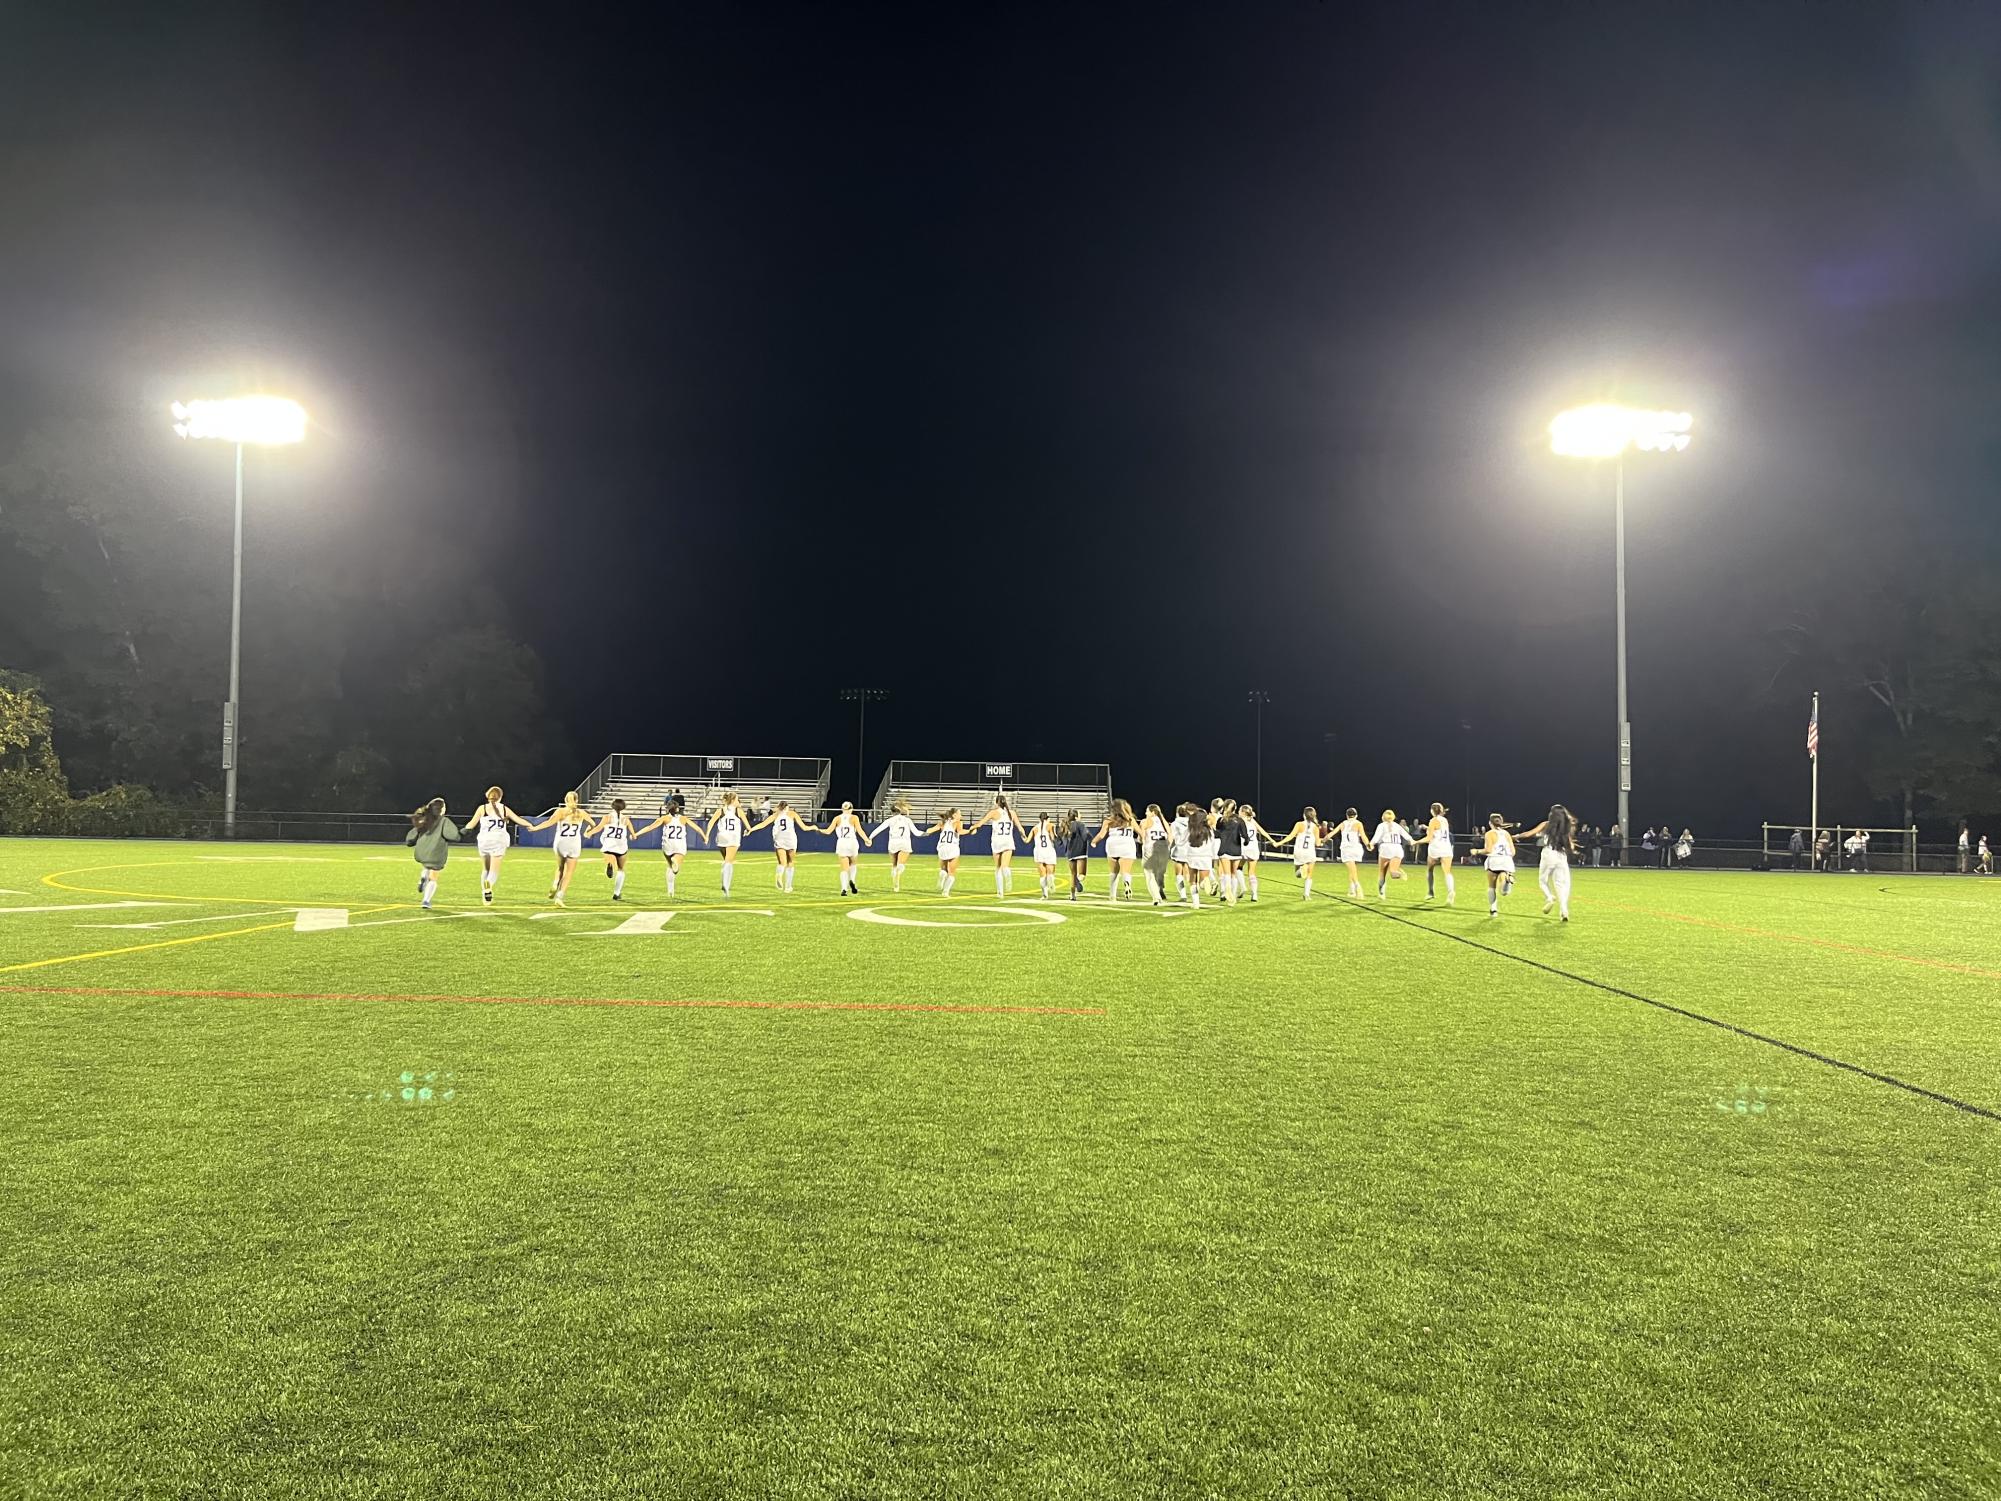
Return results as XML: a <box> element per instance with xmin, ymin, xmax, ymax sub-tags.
<box><xmin>7</xmin><ymin>1</ymin><xmax>2001</xmax><ymax>830</ymax></box>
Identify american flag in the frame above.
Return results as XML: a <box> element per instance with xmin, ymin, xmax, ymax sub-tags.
<box><xmin>1806</xmin><ymin>702</ymin><xmax>1819</xmax><ymax>760</ymax></box>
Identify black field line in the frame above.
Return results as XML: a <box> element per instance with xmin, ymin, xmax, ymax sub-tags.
<box><xmin>1342</xmin><ymin>898</ymin><xmax>2001</xmax><ymax>1123</ymax></box>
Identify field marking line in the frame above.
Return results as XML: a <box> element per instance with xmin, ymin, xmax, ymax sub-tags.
<box><xmin>0</xmin><ymin>903</ymin><xmax>407</xmax><ymax>977</ymax></box>
<box><xmin>0</xmin><ymin>901</ymin><xmax>176</xmax><ymax>916</ymax></box>
<box><xmin>0</xmin><ymin>981</ymin><xmax>1105</xmax><ymax>1018</ymax></box>
<box><xmin>82</xmin><ymin>909</ymin><xmax>297</xmax><ymax>930</ymax></box>
<box><xmin>1342</xmin><ymin>898</ymin><xmax>2001</xmax><ymax>1123</ymax></box>
<box><xmin>1584</xmin><ymin>897</ymin><xmax>2001</xmax><ymax>983</ymax></box>
<box><xmin>41</xmin><ymin>860</ymin><xmax>315</xmax><ymax>906</ymax></box>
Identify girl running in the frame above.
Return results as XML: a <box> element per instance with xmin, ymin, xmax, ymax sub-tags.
<box><xmin>1270</xmin><ymin>806</ymin><xmax>1321</xmax><ymax>900</ymax></box>
<box><xmin>1419</xmin><ymin>802</ymin><xmax>1455</xmax><ymax>906</ymax></box>
<box><xmin>1332</xmin><ymin>808</ymin><xmax>1367</xmax><ymax>897</ymax></box>
<box><xmin>1063</xmin><ymin>808</ymin><xmax>1092</xmax><ymax>901</ymax></box>
<box><xmin>1480</xmin><ymin>813</ymin><xmax>1518</xmax><ymax>916</ymax></box>
<box><xmin>1182</xmin><ymin>802</ymin><xmax>1214</xmax><ymax>907</ymax></box>
<box><xmin>527</xmin><ymin>791</ymin><xmax>590</xmax><ymax>906</ymax></box>
<box><xmin>821</xmin><ymin>801</ymin><xmax>872</xmax><ymax>895</ymax></box>
<box><xmin>1370</xmin><ymin>808</ymin><xmax>1408</xmax><ymax>899</ymax></box>
<box><xmin>967</xmin><ymin>794</ymin><xmax>1023</xmax><ymax>896</ymax></box>
<box><xmin>704</xmin><ymin>791</ymin><xmax>750</xmax><ymax>896</ymax></box>
<box><xmin>1214</xmin><ymin>799</ymin><xmax>1245</xmax><ymax>906</ymax></box>
<box><xmin>404</xmin><ymin>798</ymin><xmax>460</xmax><ymax>910</ymax></box>
<box><xmin>1091</xmin><ymin>800</ymin><xmax>1139</xmax><ymax>901</ymax></box>
<box><xmin>749</xmin><ymin>800</ymin><xmax>806</xmax><ymax>892</ymax></box>
<box><xmin>1140</xmin><ymin>802</ymin><xmax>1174</xmax><ymax>904</ymax></box>
<box><xmin>1170</xmin><ymin>803</ymin><xmax>1194</xmax><ymax>900</ymax></box>
<box><xmin>1201</xmin><ymin>798</ymin><xmax>1225</xmax><ymax>896</ymax></box>
<box><xmin>633</xmin><ymin>797</ymin><xmax>702</xmax><ymax>896</ymax></box>
<box><xmin>1515</xmin><ymin>803</ymin><xmax>1578</xmax><ymax>921</ymax></box>
<box><xmin>922</xmin><ymin>807</ymin><xmax>966</xmax><ymax>895</ymax></box>
<box><xmin>591</xmin><ymin>797</ymin><xmax>635</xmax><ymax>902</ymax></box>
<box><xmin>1238</xmin><ymin>803</ymin><xmax>1271</xmax><ymax>903</ymax></box>
<box><xmin>870</xmin><ymin>799</ymin><xmax>920</xmax><ymax>893</ymax></box>
<box><xmin>1030</xmin><ymin>812</ymin><xmax>1061</xmax><ymax>898</ymax></box>
<box><xmin>468</xmin><ymin>785</ymin><xmax>532</xmax><ymax>905</ymax></box>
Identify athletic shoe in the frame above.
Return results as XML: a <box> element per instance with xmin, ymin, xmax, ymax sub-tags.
<box><xmin>1543</xmin><ymin>898</ymin><xmax>1555</xmax><ymax>915</ymax></box>
<box><xmin>482</xmin><ymin>889</ymin><xmax>493</xmax><ymax>905</ymax></box>
<box><xmin>612</xmin><ymin>893</ymin><xmax>622</xmax><ymax>902</ymax></box>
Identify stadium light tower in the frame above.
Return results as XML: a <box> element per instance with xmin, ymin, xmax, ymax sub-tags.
<box><xmin>171</xmin><ymin>397</ymin><xmax>309</xmax><ymax>837</ymax></box>
<box><xmin>838</xmin><ymin>687</ymin><xmax>888</xmax><ymax>807</ymax></box>
<box><xmin>1549</xmin><ymin>403</ymin><xmax>1692</xmax><ymax>865</ymax></box>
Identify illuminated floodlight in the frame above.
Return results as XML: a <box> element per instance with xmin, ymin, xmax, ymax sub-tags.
<box><xmin>171</xmin><ymin>396</ymin><xmax>307</xmax><ymax>446</ymax></box>
<box><xmin>1549</xmin><ymin>403</ymin><xmax>1691</xmax><ymax>459</ymax></box>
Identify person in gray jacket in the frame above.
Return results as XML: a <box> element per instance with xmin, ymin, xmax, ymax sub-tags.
<box><xmin>405</xmin><ymin>798</ymin><xmax>461</xmax><ymax>909</ymax></box>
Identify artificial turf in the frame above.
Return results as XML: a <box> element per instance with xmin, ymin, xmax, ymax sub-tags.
<box><xmin>2</xmin><ymin>838</ymin><xmax>1996</xmax><ymax>1499</ymax></box>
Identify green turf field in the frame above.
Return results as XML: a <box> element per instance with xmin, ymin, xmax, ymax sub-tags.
<box><xmin>2</xmin><ymin>837</ymin><xmax>1996</xmax><ymax>1499</ymax></box>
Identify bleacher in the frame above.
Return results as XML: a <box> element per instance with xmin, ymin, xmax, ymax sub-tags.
<box><xmin>872</xmin><ymin>759</ymin><xmax>1113</xmax><ymax>827</ymax></box>
<box><xmin>575</xmin><ymin>753</ymin><xmax>832</xmax><ymax>822</ymax></box>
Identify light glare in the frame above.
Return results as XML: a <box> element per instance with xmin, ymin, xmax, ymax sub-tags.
<box><xmin>170</xmin><ymin>396</ymin><xmax>308</xmax><ymax>446</ymax></box>
<box><xmin>1549</xmin><ymin>403</ymin><xmax>1692</xmax><ymax>459</ymax></box>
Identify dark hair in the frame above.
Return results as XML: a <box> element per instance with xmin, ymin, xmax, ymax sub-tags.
<box><xmin>1187</xmin><ymin>807</ymin><xmax>1211</xmax><ymax>844</ymax></box>
<box><xmin>611</xmin><ymin>798</ymin><xmax>626</xmax><ymax>813</ymax></box>
<box><xmin>410</xmin><ymin>797</ymin><xmax>444</xmax><ymax>832</ymax></box>
<box><xmin>1547</xmin><ymin>804</ymin><xmax>1574</xmax><ymax>850</ymax></box>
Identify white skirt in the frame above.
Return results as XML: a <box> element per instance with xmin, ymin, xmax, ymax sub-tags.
<box><xmin>1185</xmin><ymin>848</ymin><xmax>1214</xmax><ymax>873</ymax></box>
<box><xmin>887</xmin><ymin>835</ymin><xmax>912</xmax><ymax>855</ymax></box>
<box><xmin>477</xmin><ymin>831</ymin><xmax>510</xmax><ymax>857</ymax></box>
<box><xmin>1428</xmin><ymin>840</ymin><xmax>1453</xmax><ymax>861</ymax></box>
<box><xmin>937</xmin><ymin>839</ymin><xmax>960</xmax><ymax>860</ymax></box>
<box><xmin>1486</xmin><ymin>854</ymin><xmax>1516</xmax><ymax>874</ymax></box>
<box><xmin>1339</xmin><ymin>840</ymin><xmax>1363</xmax><ymax>864</ymax></box>
<box><xmin>1107</xmin><ymin>833</ymin><xmax>1137</xmax><ymax>860</ymax></box>
<box><xmin>554</xmin><ymin>835</ymin><xmax>583</xmax><ymax>859</ymax></box>
<box><xmin>600</xmin><ymin>837</ymin><xmax>629</xmax><ymax>856</ymax></box>
<box><xmin>1243</xmin><ymin>840</ymin><xmax>1260</xmax><ymax>861</ymax></box>
<box><xmin>835</xmin><ymin>835</ymin><xmax>860</xmax><ymax>858</ymax></box>
<box><xmin>1033</xmin><ymin>843</ymin><xmax>1058</xmax><ymax>864</ymax></box>
<box><xmin>773</xmin><ymin>835</ymin><xmax>798</xmax><ymax>852</ymax></box>
<box><xmin>991</xmin><ymin>834</ymin><xmax>1016</xmax><ymax>854</ymax></box>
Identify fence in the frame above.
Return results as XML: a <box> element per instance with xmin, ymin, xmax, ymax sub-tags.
<box><xmin>1759</xmin><ymin>824</ymin><xmax>1924</xmax><ymax>873</ymax></box>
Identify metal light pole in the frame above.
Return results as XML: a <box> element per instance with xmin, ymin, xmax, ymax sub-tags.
<box><xmin>838</xmin><ymin>687</ymin><xmax>888</xmax><ymax>806</ymax></box>
<box><xmin>1247</xmin><ymin>690</ymin><xmax>1270</xmax><ymax>807</ymax></box>
<box><xmin>172</xmin><ymin>397</ymin><xmax>308</xmax><ymax>837</ymax></box>
<box><xmin>1550</xmin><ymin>403</ymin><xmax>1691</xmax><ymax>868</ymax></box>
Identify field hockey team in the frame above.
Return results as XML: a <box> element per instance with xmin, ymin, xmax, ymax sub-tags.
<box><xmin>405</xmin><ymin>787</ymin><xmax>1586</xmax><ymax>919</ymax></box>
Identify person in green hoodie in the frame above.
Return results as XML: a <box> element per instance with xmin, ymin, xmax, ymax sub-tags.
<box><xmin>405</xmin><ymin>798</ymin><xmax>461</xmax><ymax>909</ymax></box>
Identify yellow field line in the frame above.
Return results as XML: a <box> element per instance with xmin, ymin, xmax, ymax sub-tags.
<box><xmin>41</xmin><ymin>860</ymin><xmax>306</xmax><ymax>905</ymax></box>
<box><xmin>0</xmin><ymin>903</ymin><xmax>408</xmax><ymax>977</ymax></box>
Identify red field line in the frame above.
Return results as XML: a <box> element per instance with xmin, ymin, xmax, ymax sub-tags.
<box><xmin>1588</xmin><ymin>899</ymin><xmax>2001</xmax><ymax>983</ymax></box>
<box><xmin>0</xmin><ymin>982</ymin><xmax>1103</xmax><ymax>1017</ymax></box>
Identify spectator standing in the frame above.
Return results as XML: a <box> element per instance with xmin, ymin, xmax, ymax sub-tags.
<box><xmin>1958</xmin><ymin>821</ymin><xmax>1971</xmax><ymax>874</ymax></box>
<box><xmin>1787</xmin><ymin>827</ymin><xmax>1805</xmax><ymax>870</ymax></box>
<box><xmin>1979</xmin><ymin>835</ymin><xmax>1993</xmax><ymax>875</ymax></box>
<box><xmin>1608</xmin><ymin>822</ymin><xmax>1622</xmax><ymax>866</ymax></box>
<box><xmin>1675</xmin><ymin>828</ymin><xmax>1694</xmax><ymax>867</ymax></box>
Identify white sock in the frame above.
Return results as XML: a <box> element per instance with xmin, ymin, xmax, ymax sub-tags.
<box><xmin>996</xmin><ymin>869</ymin><xmax>1006</xmax><ymax>896</ymax></box>
<box><xmin>1303</xmin><ymin>875</ymin><xmax>1312</xmax><ymax>899</ymax></box>
<box><xmin>1248</xmin><ymin>873</ymin><xmax>1258</xmax><ymax>900</ymax></box>
<box><xmin>421</xmin><ymin>874</ymin><xmax>436</xmax><ymax>905</ymax></box>
<box><xmin>785</xmin><ymin>866</ymin><xmax>795</xmax><ymax>892</ymax></box>
<box><xmin>1145</xmin><ymin>871</ymin><xmax>1162</xmax><ymax>902</ymax></box>
<box><xmin>943</xmin><ymin>872</ymin><xmax>955</xmax><ymax>895</ymax></box>
<box><xmin>667</xmin><ymin>866</ymin><xmax>678</xmax><ymax>895</ymax></box>
<box><xmin>722</xmin><ymin>864</ymin><xmax>733</xmax><ymax>894</ymax></box>
<box><xmin>892</xmin><ymin>865</ymin><xmax>902</xmax><ymax>891</ymax></box>
<box><xmin>1444</xmin><ymin>872</ymin><xmax>1454</xmax><ymax>902</ymax></box>
<box><xmin>1190</xmin><ymin>888</ymin><xmax>1201</xmax><ymax>908</ymax></box>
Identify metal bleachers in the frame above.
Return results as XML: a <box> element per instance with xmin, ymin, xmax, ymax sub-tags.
<box><xmin>574</xmin><ymin>753</ymin><xmax>832</xmax><ymax>822</ymax></box>
<box><xmin>872</xmin><ymin>759</ymin><xmax>1113</xmax><ymax>827</ymax></box>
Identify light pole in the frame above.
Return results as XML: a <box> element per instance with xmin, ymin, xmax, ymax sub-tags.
<box><xmin>171</xmin><ymin>397</ymin><xmax>308</xmax><ymax>837</ymax></box>
<box><xmin>838</xmin><ymin>687</ymin><xmax>888</xmax><ymax>807</ymax></box>
<box><xmin>1549</xmin><ymin>403</ymin><xmax>1691</xmax><ymax>866</ymax></box>
<box><xmin>1247</xmin><ymin>690</ymin><xmax>1270</xmax><ymax>808</ymax></box>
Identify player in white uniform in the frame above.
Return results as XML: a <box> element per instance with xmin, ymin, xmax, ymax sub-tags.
<box><xmin>1168</xmin><ymin>804</ymin><xmax>1194</xmax><ymax>899</ymax></box>
<box><xmin>869</xmin><ymin>799</ymin><xmax>920</xmax><ymax>892</ymax></box>
<box><xmin>1029</xmin><ymin>813</ymin><xmax>1061</xmax><ymax>899</ymax></box>
<box><xmin>820</xmin><ymin>802</ymin><xmax>872</xmax><ymax>895</ymax></box>
<box><xmin>1267</xmin><ymin>806</ymin><xmax>1322</xmax><ymax>900</ymax></box>
<box><xmin>921</xmin><ymin>808</ymin><xmax>966</xmax><ymax>895</ymax></box>
<box><xmin>590</xmin><ymin>797</ymin><xmax>634</xmax><ymax>902</ymax></box>
<box><xmin>1139</xmin><ymin>803</ymin><xmax>1174</xmax><ymax>904</ymax></box>
<box><xmin>1514</xmin><ymin>803</ymin><xmax>1577</xmax><ymax>921</ymax></box>
<box><xmin>1236</xmin><ymin>803</ymin><xmax>1271</xmax><ymax>904</ymax></box>
<box><xmin>526</xmin><ymin>791</ymin><xmax>590</xmax><ymax>906</ymax></box>
<box><xmin>1480</xmin><ymin>813</ymin><xmax>1517</xmax><ymax>916</ymax></box>
<box><xmin>1202</xmin><ymin>798</ymin><xmax>1225</xmax><ymax>897</ymax></box>
<box><xmin>1369</xmin><ymin>809</ymin><xmax>1409</xmax><ymax>900</ymax></box>
<box><xmin>1089</xmin><ymin>799</ymin><xmax>1140</xmax><ymax>901</ymax></box>
<box><xmin>1419</xmin><ymin>801</ymin><xmax>1455</xmax><ymax>906</ymax></box>
<box><xmin>1180</xmin><ymin>804</ymin><xmax>1213</xmax><ymax>907</ymax></box>
<box><xmin>704</xmin><ymin>791</ymin><xmax>752</xmax><ymax>896</ymax></box>
<box><xmin>966</xmin><ymin>794</ymin><xmax>1023</xmax><ymax>897</ymax></box>
<box><xmin>469</xmin><ymin>785</ymin><xmax>532</xmax><ymax>905</ymax></box>
<box><xmin>749</xmin><ymin>801</ymin><xmax>805</xmax><ymax>892</ymax></box>
<box><xmin>634</xmin><ymin>798</ymin><xmax>703</xmax><ymax>895</ymax></box>
<box><xmin>1330</xmin><ymin>808</ymin><xmax>1367</xmax><ymax>897</ymax></box>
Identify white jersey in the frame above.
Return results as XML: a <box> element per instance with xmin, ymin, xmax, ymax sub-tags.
<box><xmin>875</xmin><ymin>814</ymin><xmax>916</xmax><ymax>854</ymax></box>
<box><xmin>660</xmin><ymin>814</ymin><xmax>689</xmax><ymax>854</ymax></box>
<box><xmin>989</xmin><ymin>814</ymin><xmax>1017</xmax><ymax>854</ymax></box>
<box><xmin>475</xmin><ymin>803</ymin><xmax>512</xmax><ymax>854</ymax></box>
<box><xmin>1294</xmin><ymin>824</ymin><xmax>1319</xmax><ymax>863</ymax></box>
<box><xmin>1106</xmin><ymin>824</ymin><xmax>1137</xmax><ymax>860</ymax></box>
<box><xmin>1371</xmin><ymin>822</ymin><xmax>1402</xmax><ymax>854</ymax></box>
<box><xmin>1425</xmin><ymin>818</ymin><xmax>1452</xmax><ymax>856</ymax></box>
<box><xmin>1242</xmin><ymin>823</ymin><xmax>1261</xmax><ymax>860</ymax></box>
<box><xmin>598</xmin><ymin>815</ymin><xmax>630</xmax><ymax>853</ymax></box>
<box><xmin>713</xmin><ymin>810</ymin><xmax>744</xmax><ymax>848</ymax></box>
<box><xmin>552</xmin><ymin>814</ymin><xmax>586</xmax><ymax>856</ymax></box>
<box><xmin>1336</xmin><ymin>821</ymin><xmax>1365</xmax><ymax>861</ymax></box>
<box><xmin>1033</xmin><ymin>824</ymin><xmax>1058</xmax><ymax>862</ymax></box>
<box><xmin>771</xmin><ymin>811</ymin><xmax>800</xmax><ymax>851</ymax></box>
<box><xmin>831</xmin><ymin>816</ymin><xmax>862</xmax><ymax>856</ymax></box>
<box><xmin>1485</xmin><ymin>829</ymin><xmax>1516</xmax><ymax>872</ymax></box>
<box><xmin>1171</xmin><ymin>816</ymin><xmax>1191</xmax><ymax>861</ymax></box>
<box><xmin>936</xmin><ymin>822</ymin><xmax>961</xmax><ymax>859</ymax></box>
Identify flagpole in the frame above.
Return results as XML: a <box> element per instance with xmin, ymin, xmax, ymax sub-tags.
<box><xmin>1809</xmin><ymin>690</ymin><xmax>1820</xmax><ymax>866</ymax></box>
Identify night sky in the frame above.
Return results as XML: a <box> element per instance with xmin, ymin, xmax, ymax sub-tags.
<box><xmin>8</xmin><ymin>2</ymin><xmax>2001</xmax><ymax>830</ymax></box>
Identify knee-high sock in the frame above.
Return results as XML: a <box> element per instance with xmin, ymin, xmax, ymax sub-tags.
<box><xmin>943</xmin><ymin>871</ymin><xmax>955</xmax><ymax>895</ymax></box>
<box><xmin>667</xmin><ymin>865</ymin><xmax>678</xmax><ymax>895</ymax></box>
<box><xmin>612</xmin><ymin>869</ymin><xmax>626</xmax><ymax>897</ymax></box>
<box><xmin>996</xmin><ymin>867</ymin><xmax>1006</xmax><ymax>896</ymax></box>
<box><xmin>721</xmin><ymin>863</ymin><xmax>733</xmax><ymax>895</ymax></box>
<box><xmin>421</xmin><ymin>873</ymin><xmax>436</xmax><ymax>905</ymax></box>
<box><xmin>1302</xmin><ymin>874</ymin><xmax>1312</xmax><ymax>899</ymax></box>
<box><xmin>1248</xmin><ymin>872</ymin><xmax>1258</xmax><ymax>900</ymax></box>
<box><xmin>1144</xmin><ymin>870</ymin><xmax>1162</xmax><ymax>902</ymax></box>
<box><xmin>1444</xmin><ymin>871</ymin><xmax>1454</xmax><ymax>902</ymax></box>
<box><xmin>892</xmin><ymin>863</ymin><xmax>902</xmax><ymax>892</ymax></box>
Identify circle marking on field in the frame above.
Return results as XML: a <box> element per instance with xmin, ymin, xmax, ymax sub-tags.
<box><xmin>845</xmin><ymin>904</ymin><xmax>1067</xmax><ymax>928</ymax></box>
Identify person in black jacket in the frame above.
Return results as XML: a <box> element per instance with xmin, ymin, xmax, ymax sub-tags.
<box><xmin>1214</xmin><ymin>800</ymin><xmax>1247</xmax><ymax>906</ymax></box>
<box><xmin>1060</xmin><ymin>808</ymin><xmax>1094</xmax><ymax>901</ymax></box>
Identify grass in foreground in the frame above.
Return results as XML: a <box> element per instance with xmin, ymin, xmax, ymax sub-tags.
<box><xmin>2</xmin><ymin>839</ymin><xmax>1997</xmax><ymax>1499</ymax></box>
